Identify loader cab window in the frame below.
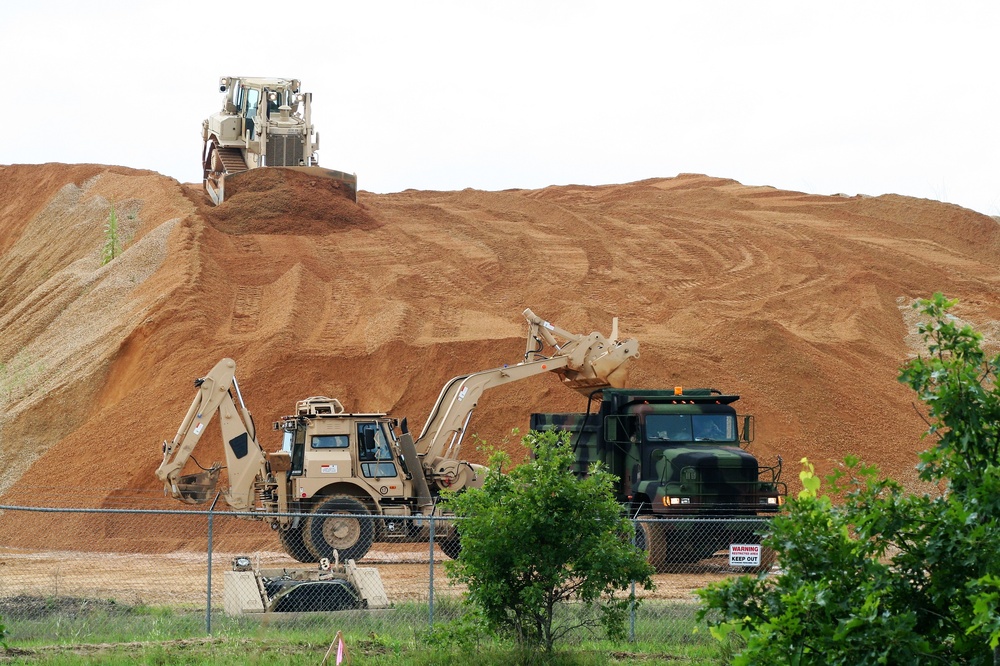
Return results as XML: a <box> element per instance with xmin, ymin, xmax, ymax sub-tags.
<box><xmin>311</xmin><ymin>435</ymin><xmax>349</xmax><ymax>449</ymax></box>
<box><xmin>357</xmin><ymin>422</ymin><xmax>397</xmax><ymax>479</ymax></box>
<box><xmin>287</xmin><ymin>426</ymin><xmax>306</xmax><ymax>476</ymax></box>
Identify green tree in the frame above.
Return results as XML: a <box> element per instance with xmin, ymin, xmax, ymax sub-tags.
<box><xmin>698</xmin><ymin>293</ymin><xmax>1000</xmax><ymax>664</ymax></box>
<box><xmin>442</xmin><ymin>429</ymin><xmax>655</xmax><ymax>653</ymax></box>
<box><xmin>101</xmin><ymin>202</ymin><xmax>122</xmax><ymax>265</ymax></box>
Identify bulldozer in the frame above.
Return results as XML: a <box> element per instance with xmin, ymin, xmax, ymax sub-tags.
<box><xmin>155</xmin><ymin>309</ymin><xmax>639</xmax><ymax>563</ymax></box>
<box><xmin>202</xmin><ymin>76</ymin><xmax>357</xmax><ymax>205</ymax></box>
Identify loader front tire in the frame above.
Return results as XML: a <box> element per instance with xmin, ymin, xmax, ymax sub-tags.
<box><xmin>304</xmin><ymin>496</ymin><xmax>374</xmax><ymax>562</ymax></box>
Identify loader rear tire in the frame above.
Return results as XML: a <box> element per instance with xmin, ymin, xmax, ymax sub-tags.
<box><xmin>278</xmin><ymin>526</ymin><xmax>313</xmax><ymax>563</ymax></box>
<box><xmin>304</xmin><ymin>496</ymin><xmax>374</xmax><ymax>562</ymax></box>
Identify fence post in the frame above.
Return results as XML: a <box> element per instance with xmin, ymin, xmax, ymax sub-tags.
<box><xmin>428</xmin><ymin>513</ymin><xmax>435</xmax><ymax>627</ymax></box>
<box><xmin>630</xmin><ymin>519</ymin><xmax>637</xmax><ymax>642</ymax></box>
<box><xmin>206</xmin><ymin>493</ymin><xmax>220</xmax><ymax>635</ymax></box>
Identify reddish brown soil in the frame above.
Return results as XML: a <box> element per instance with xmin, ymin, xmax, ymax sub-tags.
<box><xmin>1</xmin><ymin>163</ymin><xmax>998</xmax><ymax>554</ymax></box>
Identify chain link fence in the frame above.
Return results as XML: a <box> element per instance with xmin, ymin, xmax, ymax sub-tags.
<box><xmin>0</xmin><ymin>503</ymin><xmax>774</xmax><ymax>646</ymax></box>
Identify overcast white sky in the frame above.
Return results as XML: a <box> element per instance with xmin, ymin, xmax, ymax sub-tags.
<box><xmin>3</xmin><ymin>1</ymin><xmax>997</xmax><ymax>215</ymax></box>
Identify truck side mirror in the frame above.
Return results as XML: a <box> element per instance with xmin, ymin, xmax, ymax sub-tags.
<box><xmin>741</xmin><ymin>415</ymin><xmax>755</xmax><ymax>445</ymax></box>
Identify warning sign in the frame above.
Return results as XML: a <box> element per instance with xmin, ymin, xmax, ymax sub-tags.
<box><xmin>729</xmin><ymin>543</ymin><xmax>762</xmax><ymax>567</ymax></box>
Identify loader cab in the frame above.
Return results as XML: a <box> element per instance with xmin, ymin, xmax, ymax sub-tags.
<box><xmin>357</xmin><ymin>422</ymin><xmax>398</xmax><ymax>479</ymax></box>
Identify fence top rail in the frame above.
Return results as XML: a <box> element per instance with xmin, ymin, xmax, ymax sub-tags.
<box><xmin>0</xmin><ymin>504</ymin><xmax>399</xmax><ymax>519</ymax></box>
<box><xmin>0</xmin><ymin>503</ymin><xmax>774</xmax><ymax>525</ymax></box>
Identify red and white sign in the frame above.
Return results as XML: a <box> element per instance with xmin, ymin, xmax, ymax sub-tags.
<box><xmin>729</xmin><ymin>543</ymin><xmax>762</xmax><ymax>566</ymax></box>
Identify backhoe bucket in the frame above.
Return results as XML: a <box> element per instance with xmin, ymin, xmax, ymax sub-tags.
<box><xmin>174</xmin><ymin>468</ymin><xmax>221</xmax><ymax>504</ymax></box>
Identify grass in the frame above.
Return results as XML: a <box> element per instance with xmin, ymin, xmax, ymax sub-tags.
<box><xmin>0</xmin><ymin>598</ymin><xmax>724</xmax><ymax>665</ymax></box>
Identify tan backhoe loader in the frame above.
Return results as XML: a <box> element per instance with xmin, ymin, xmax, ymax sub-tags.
<box><xmin>155</xmin><ymin>309</ymin><xmax>638</xmax><ymax>563</ymax></box>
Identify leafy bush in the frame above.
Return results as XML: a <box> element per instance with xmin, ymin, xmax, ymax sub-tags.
<box><xmin>699</xmin><ymin>293</ymin><xmax>1000</xmax><ymax>664</ymax></box>
<box><xmin>442</xmin><ymin>429</ymin><xmax>655</xmax><ymax>653</ymax></box>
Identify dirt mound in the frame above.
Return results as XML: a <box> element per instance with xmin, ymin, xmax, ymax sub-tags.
<box><xmin>0</xmin><ymin>164</ymin><xmax>998</xmax><ymax>554</ymax></box>
<box><xmin>198</xmin><ymin>167</ymin><xmax>378</xmax><ymax>235</ymax></box>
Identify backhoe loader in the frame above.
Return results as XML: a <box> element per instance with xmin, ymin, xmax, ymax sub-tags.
<box><xmin>155</xmin><ymin>309</ymin><xmax>638</xmax><ymax>563</ymax></box>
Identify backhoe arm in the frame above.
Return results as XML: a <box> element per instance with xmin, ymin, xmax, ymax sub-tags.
<box><xmin>155</xmin><ymin>358</ymin><xmax>267</xmax><ymax>509</ymax></box>
<box><xmin>413</xmin><ymin>309</ymin><xmax>639</xmax><ymax>486</ymax></box>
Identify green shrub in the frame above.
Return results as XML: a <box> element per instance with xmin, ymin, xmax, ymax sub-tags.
<box><xmin>698</xmin><ymin>293</ymin><xmax>1000</xmax><ymax>664</ymax></box>
<box><xmin>442</xmin><ymin>429</ymin><xmax>655</xmax><ymax>653</ymax></box>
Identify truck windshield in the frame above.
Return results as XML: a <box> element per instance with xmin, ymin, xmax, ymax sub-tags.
<box><xmin>646</xmin><ymin>414</ymin><xmax>736</xmax><ymax>443</ymax></box>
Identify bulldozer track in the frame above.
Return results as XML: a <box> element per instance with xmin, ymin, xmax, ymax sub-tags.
<box><xmin>230</xmin><ymin>286</ymin><xmax>262</xmax><ymax>334</ymax></box>
<box><xmin>216</xmin><ymin>147</ymin><xmax>249</xmax><ymax>175</ymax></box>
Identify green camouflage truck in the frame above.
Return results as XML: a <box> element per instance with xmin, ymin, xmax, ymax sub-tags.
<box><xmin>531</xmin><ymin>387</ymin><xmax>786</xmax><ymax>570</ymax></box>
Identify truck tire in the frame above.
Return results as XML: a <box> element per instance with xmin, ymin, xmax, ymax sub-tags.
<box><xmin>638</xmin><ymin>522</ymin><xmax>668</xmax><ymax>573</ymax></box>
<box><xmin>278</xmin><ymin>526</ymin><xmax>313</xmax><ymax>563</ymax></box>
<box><xmin>439</xmin><ymin>531</ymin><xmax>461</xmax><ymax>560</ymax></box>
<box><xmin>303</xmin><ymin>496</ymin><xmax>374</xmax><ymax>562</ymax></box>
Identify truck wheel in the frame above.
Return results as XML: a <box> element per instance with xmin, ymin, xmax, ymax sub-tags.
<box><xmin>278</xmin><ymin>526</ymin><xmax>314</xmax><ymax>563</ymax></box>
<box><xmin>638</xmin><ymin>522</ymin><xmax>669</xmax><ymax>573</ymax></box>
<box><xmin>439</xmin><ymin>531</ymin><xmax>461</xmax><ymax>559</ymax></box>
<box><xmin>304</xmin><ymin>496</ymin><xmax>374</xmax><ymax>562</ymax></box>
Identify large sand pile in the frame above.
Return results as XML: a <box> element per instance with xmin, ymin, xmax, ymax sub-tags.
<box><xmin>0</xmin><ymin>163</ymin><xmax>998</xmax><ymax>551</ymax></box>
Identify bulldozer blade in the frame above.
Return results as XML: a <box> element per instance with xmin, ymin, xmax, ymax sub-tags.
<box><xmin>205</xmin><ymin>175</ymin><xmax>225</xmax><ymax>206</ymax></box>
<box><xmin>279</xmin><ymin>166</ymin><xmax>358</xmax><ymax>202</ymax></box>
<box><xmin>208</xmin><ymin>166</ymin><xmax>357</xmax><ymax>205</ymax></box>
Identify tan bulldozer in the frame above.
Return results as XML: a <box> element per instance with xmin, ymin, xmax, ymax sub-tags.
<box><xmin>201</xmin><ymin>76</ymin><xmax>357</xmax><ymax>205</ymax></box>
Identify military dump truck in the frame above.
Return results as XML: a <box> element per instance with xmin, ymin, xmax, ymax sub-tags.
<box><xmin>531</xmin><ymin>387</ymin><xmax>786</xmax><ymax>571</ymax></box>
<box><xmin>156</xmin><ymin>309</ymin><xmax>638</xmax><ymax>563</ymax></box>
<box><xmin>202</xmin><ymin>76</ymin><xmax>357</xmax><ymax>205</ymax></box>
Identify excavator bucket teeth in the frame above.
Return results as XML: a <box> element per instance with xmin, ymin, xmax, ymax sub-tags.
<box><xmin>175</xmin><ymin>469</ymin><xmax>220</xmax><ymax>504</ymax></box>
